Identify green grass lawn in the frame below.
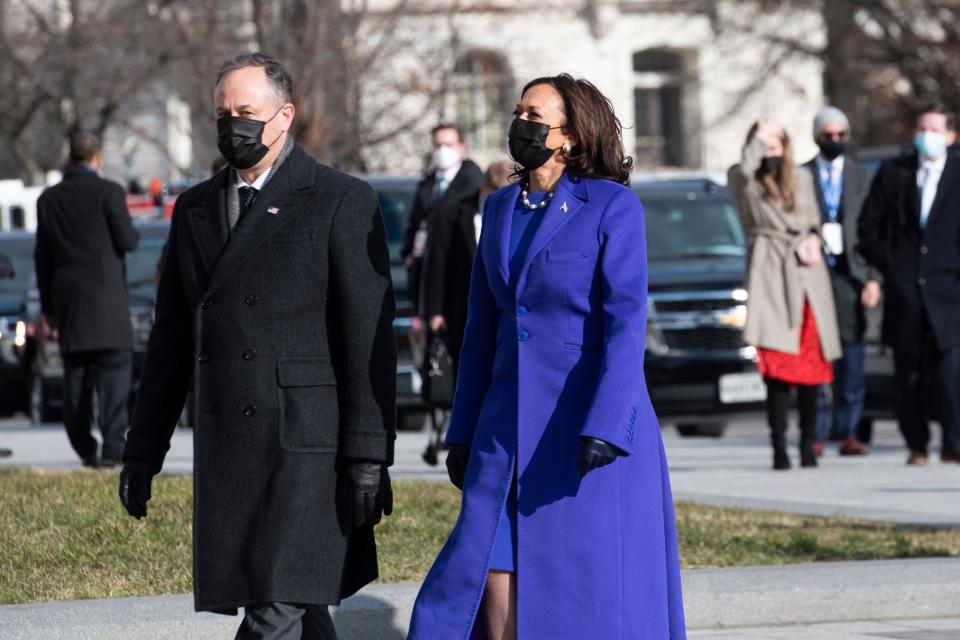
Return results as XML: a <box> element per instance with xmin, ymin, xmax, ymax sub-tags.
<box><xmin>1</xmin><ymin>468</ymin><xmax>958</xmax><ymax>604</ymax></box>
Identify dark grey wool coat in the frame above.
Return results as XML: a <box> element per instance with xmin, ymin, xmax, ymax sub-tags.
<box><xmin>123</xmin><ymin>145</ymin><xmax>397</xmax><ymax>613</ymax></box>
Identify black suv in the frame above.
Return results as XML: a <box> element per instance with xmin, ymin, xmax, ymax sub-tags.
<box><xmin>0</xmin><ymin>232</ymin><xmax>38</xmax><ymax>414</ymax></box>
<box><xmin>635</xmin><ymin>176</ymin><xmax>763</xmax><ymax>437</ymax></box>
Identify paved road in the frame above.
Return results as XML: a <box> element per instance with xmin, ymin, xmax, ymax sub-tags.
<box><xmin>3</xmin><ymin>413</ymin><xmax>957</xmax><ymax>526</ymax></box>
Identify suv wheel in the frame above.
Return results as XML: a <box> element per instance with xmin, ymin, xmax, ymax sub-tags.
<box><xmin>676</xmin><ymin>422</ymin><xmax>727</xmax><ymax>438</ymax></box>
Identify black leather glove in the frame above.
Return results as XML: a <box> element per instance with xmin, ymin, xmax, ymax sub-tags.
<box><xmin>578</xmin><ymin>437</ymin><xmax>624</xmax><ymax>478</ymax></box>
<box><xmin>346</xmin><ymin>462</ymin><xmax>393</xmax><ymax>528</ymax></box>
<box><xmin>446</xmin><ymin>444</ymin><xmax>470</xmax><ymax>490</ymax></box>
<box><xmin>119</xmin><ymin>460</ymin><xmax>154</xmax><ymax>519</ymax></box>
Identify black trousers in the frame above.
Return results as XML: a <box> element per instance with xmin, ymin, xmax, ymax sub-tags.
<box><xmin>235</xmin><ymin>603</ymin><xmax>337</xmax><ymax>640</ymax></box>
<box><xmin>894</xmin><ymin>339</ymin><xmax>960</xmax><ymax>455</ymax></box>
<box><xmin>62</xmin><ymin>349</ymin><xmax>132</xmax><ymax>462</ymax></box>
<box><xmin>765</xmin><ymin>378</ymin><xmax>819</xmax><ymax>452</ymax></box>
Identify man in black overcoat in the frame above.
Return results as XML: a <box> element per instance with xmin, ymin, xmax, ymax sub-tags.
<box><xmin>35</xmin><ymin>131</ymin><xmax>140</xmax><ymax>467</ymax></box>
<box><xmin>858</xmin><ymin>104</ymin><xmax>960</xmax><ymax>466</ymax></box>
<box><xmin>118</xmin><ymin>53</ymin><xmax>397</xmax><ymax>640</ymax></box>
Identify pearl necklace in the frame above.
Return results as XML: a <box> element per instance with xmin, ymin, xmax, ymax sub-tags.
<box><xmin>520</xmin><ymin>181</ymin><xmax>554</xmax><ymax>210</ymax></box>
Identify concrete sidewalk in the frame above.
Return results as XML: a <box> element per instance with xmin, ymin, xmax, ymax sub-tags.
<box><xmin>1</xmin><ymin>559</ymin><xmax>958</xmax><ymax>639</ymax></box>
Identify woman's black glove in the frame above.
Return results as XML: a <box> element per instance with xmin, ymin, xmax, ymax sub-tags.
<box><xmin>446</xmin><ymin>444</ymin><xmax>470</xmax><ymax>490</ymax></box>
<box><xmin>346</xmin><ymin>462</ymin><xmax>393</xmax><ymax>528</ymax></box>
<box><xmin>578</xmin><ymin>437</ymin><xmax>624</xmax><ymax>478</ymax></box>
<box><xmin>119</xmin><ymin>460</ymin><xmax>154</xmax><ymax>519</ymax></box>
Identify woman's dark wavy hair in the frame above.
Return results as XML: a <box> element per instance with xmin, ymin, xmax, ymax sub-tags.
<box><xmin>521</xmin><ymin>74</ymin><xmax>633</xmax><ymax>185</ymax></box>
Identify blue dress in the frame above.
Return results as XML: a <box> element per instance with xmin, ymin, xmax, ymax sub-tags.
<box><xmin>489</xmin><ymin>190</ymin><xmax>549</xmax><ymax>572</ymax></box>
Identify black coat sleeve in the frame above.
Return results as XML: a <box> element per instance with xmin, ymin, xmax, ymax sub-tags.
<box><xmin>34</xmin><ymin>198</ymin><xmax>55</xmax><ymax>320</ymax></box>
<box><xmin>856</xmin><ymin>163</ymin><xmax>894</xmax><ymax>272</ymax></box>
<box><xmin>422</xmin><ymin>207</ymin><xmax>455</xmax><ymax>319</ymax></box>
<box><xmin>104</xmin><ymin>183</ymin><xmax>140</xmax><ymax>254</ymax></box>
<box><xmin>329</xmin><ymin>182</ymin><xmax>398</xmax><ymax>465</ymax></box>
<box><xmin>123</xmin><ymin>202</ymin><xmax>194</xmax><ymax>474</ymax></box>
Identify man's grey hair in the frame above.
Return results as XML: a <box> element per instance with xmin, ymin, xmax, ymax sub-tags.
<box><xmin>215</xmin><ymin>52</ymin><xmax>294</xmax><ymax>106</ymax></box>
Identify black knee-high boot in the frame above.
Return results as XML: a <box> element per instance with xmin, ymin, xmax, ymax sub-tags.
<box><xmin>797</xmin><ymin>384</ymin><xmax>819</xmax><ymax>467</ymax></box>
<box><xmin>766</xmin><ymin>378</ymin><xmax>791</xmax><ymax>470</ymax></box>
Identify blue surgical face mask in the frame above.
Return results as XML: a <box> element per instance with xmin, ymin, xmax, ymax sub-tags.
<box><xmin>914</xmin><ymin>131</ymin><xmax>948</xmax><ymax>161</ymax></box>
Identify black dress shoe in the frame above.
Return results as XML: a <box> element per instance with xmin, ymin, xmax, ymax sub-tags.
<box><xmin>99</xmin><ymin>458</ymin><xmax>120</xmax><ymax>469</ymax></box>
<box><xmin>0</xmin><ymin>447</ymin><xmax>11</xmax><ymax>458</ymax></box>
<box><xmin>773</xmin><ymin>448</ymin><xmax>791</xmax><ymax>470</ymax></box>
<box><xmin>800</xmin><ymin>449</ymin><xmax>818</xmax><ymax>468</ymax></box>
<box><xmin>82</xmin><ymin>455</ymin><xmax>99</xmax><ymax>468</ymax></box>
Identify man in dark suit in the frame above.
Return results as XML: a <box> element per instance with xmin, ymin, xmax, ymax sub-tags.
<box><xmin>858</xmin><ymin>104</ymin><xmax>960</xmax><ymax>466</ymax></box>
<box><xmin>803</xmin><ymin>107</ymin><xmax>877</xmax><ymax>456</ymax></box>
<box><xmin>35</xmin><ymin>131</ymin><xmax>140</xmax><ymax>468</ymax></box>
<box><xmin>401</xmin><ymin>124</ymin><xmax>483</xmax><ymax>329</ymax></box>
<box><xmin>118</xmin><ymin>53</ymin><xmax>396</xmax><ymax>639</ymax></box>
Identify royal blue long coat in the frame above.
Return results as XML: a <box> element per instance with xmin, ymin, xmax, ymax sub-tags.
<box><xmin>408</xmin><ymin>174</ymin><xmax>687</xmax><ymax>639</ymax></box>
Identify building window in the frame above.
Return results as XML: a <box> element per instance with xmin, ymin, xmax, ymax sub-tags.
<box><xmin>450</xmin><ymin>49</ymin><xmax>514</xmax><ymax>155</ymax></box>
<box><xmin>633</xmin><ymin>48</ymin><xmax>691</xmax><ymax>168</ymax></box>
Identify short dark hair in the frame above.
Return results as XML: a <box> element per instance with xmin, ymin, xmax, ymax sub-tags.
<box><xmin>431</xmin><ymin>123</ymin><xmax>463</xmax><ymax>143</ymax></box>
<box><xmin>215</xmin><ymin>52</ymin><xmax>293</xmax><ymax>105</ymax></box>
<box><xmin>917</xmin><ymin>102</ymin><xmax>957</xmax><ymax>131</ymax></box>
<box><xmin>69</xmin><ymin>131</ymin><xmax>101</xmax><ymax>164</ymax></box>
<box><xmin>520</xmin><ymin>74</ymin><xmax>634</xmax><ymax>185</ymax></box>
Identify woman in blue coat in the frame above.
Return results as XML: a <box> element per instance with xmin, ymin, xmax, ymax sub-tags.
<box><xmin>408</xmin><ymin>74</ymin><xmax>686</xmax><ymax>640</ymax></box>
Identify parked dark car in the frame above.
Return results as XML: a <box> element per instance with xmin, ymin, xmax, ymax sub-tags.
<box><xmin>633</xmin><ymin>176</ymin><xmax>763</xmax><ymax>437</ymax></box>
<box><xmin>0</xmin><ymin>232</ymin><xmax>38</xmax><ymax>414</ymax></box>
<box><xmin>367</xmin><ymin>176</ymin><xmax>429</xmax><ymax>431</ymax></box>
<box><xmin>23</xmin><ymin>219</ymin><xmax>169</xmax><ymax>423</ymax></box>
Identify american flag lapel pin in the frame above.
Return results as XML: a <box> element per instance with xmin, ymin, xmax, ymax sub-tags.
<box><xmin>267</xmin><ymin>207</ymin><xmax>280</xmax><ymax>215</ymax></box>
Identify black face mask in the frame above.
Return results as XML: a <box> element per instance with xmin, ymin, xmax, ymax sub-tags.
<box><xmin>217</xmin><ymin>108</ymin><xmax>283</xmax><ymax>170</ymax></box>
<box><xmin>817</xmin><ymin>140</ymin><xmax>847</xmax><ymax>161</ymax></box>
<box><xmin>760</xmin><ymin>156</ymin><xmax>783</xmax><ymax>175</ymax></box>
<box><xmin>508</xmin><ymin>118</ymin><xmax>560</xmax><ymax>171</ymax></box>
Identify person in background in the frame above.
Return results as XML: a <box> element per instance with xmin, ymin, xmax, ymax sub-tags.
<box><xmin>35</xmin><ymin>131</ymin><xmax>140</xmax><ymax>469</ymax></box>
<box><xmin>858</xmin><ymin>104</ymin><xmax>960</xmax><ymax>466</ymax></box>
<box><xmin>803</xmin><ymin>107</ymin><xmax>878</xmax><ymax>457</ymax></box>
<box><xmin>401</xmin><ymin>125</ymin><xmax>483</xmax><ymax>327</ymax></box>
<box><xmin>409</xmin><ymin>73</ymin><xmax>686</xmax><ymax>640</ymax></box>
<box><xmin>476</xmin><ymin>160</ymin><xmax>515</xmax><ymax>243</ymax></box>
<box><xmin>729</xmin><ymin>119</ymin><xmax>842</xmax><ymax>470</ymax></box>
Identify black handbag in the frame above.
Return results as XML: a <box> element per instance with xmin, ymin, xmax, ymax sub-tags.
<box><xmin>422</xmin><ymin>333</ymin><xmax>455</xmax><ymax>409</ymax></box>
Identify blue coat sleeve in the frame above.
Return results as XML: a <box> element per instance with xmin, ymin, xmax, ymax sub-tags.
<box><xmin>579</xmin><ymin>189</ymin><xmax>649</xmax><ymax>455</ymax></box>
<box><xmin>444</xmin><ymin>202</ymin><xmax>500</xmax><ymax>446</ymax></box>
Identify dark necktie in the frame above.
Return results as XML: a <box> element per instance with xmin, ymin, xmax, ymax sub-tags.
<box><xmin>238</xmin><ymin>186</ymin><xmax>258</xmax><ymax>213</ymax></box>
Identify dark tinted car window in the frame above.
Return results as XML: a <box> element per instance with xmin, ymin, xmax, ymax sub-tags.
<box><xmin>375</xmin><ymin>185</ymin><xmax>417</xmax><ymax>263</ymax></box>
<box><xmin>126</xmin><ymin>227</ymin><xmax>169</xmax><ymax>300</ymax></box>
<box><xmin>638</xmin><ymin>192</ymin><xmax>746</xmax><ymax>261</ymax></box>
<box><xmin>0</xmin><ymin>237</ymin><xmax>36</xmax><ymax>295</ymax></box>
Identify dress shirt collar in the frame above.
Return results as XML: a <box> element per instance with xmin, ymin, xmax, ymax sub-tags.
<box><xmin>236</xmin><ymin>167</ymin><xmax>273</xmax><ymax>191</ymax></box>
<box><xmin>815</xmin><ymin>154</ymin><xmax>844</xmax><ymax>178</ymax></box>
<box><xmin>436</xmin><ymin>162</ymin><xmax>462</xmax><ymax>187</ymax></box>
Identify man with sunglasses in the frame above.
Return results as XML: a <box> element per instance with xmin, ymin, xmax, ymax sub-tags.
<box><xmin>803</xmin><ymin>107</ymin><xmax>877</xmax><ymax>456</ymax></box>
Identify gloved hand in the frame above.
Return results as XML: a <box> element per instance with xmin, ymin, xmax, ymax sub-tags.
<box><xmin>119</xmin><ymin>460</ymin><xmax>154</xmax><ymax>519</ymax></box>
<box><xmin>347</xmin><ymin>462</ymin><xmax>393</xmax><ymax>528</ymax></box>
<box><xmin>446</xmin><ymin>444</ymin><xmax>470</xmax><ymax>490</ymax></box>
<box><xmin>578</xmin><ymin>437</ymin><xmax>624</xmax><ymax>478</ymax></box>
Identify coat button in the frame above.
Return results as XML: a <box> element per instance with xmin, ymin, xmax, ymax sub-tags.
<box><xmin>244</xmin><ymin>295</ymin><xmax>259</xmax><ymax>306</ymax></box>
<box><xmin>920</xmin><ymin>246</ymin><xmax>929</xmax><ymax>254</ymax></box>
<box><xmin>242</xmin><ymin>349</ymin><xmax>257</xmax><ymax>361</ymax></box>
<box><xmin>200</xmin><ymin>298</ymin><xmax>214</xmax><ymax>309</ymax></box>
<box><xmin>517</xmin><ymin>305</ymin><xmax>528</xmax><ymax>317</ymax></box>
<box><xmin>919</xmin><ymin>277</ymin><xmax>927</xmax><ymax>286</ymax></box>
<box><xmin>243</xmin><ymin>405</ymin><xmax>257</xmax><ymax>417</ymax></box>
<box><xmin>518</xmin><ymin>329</ymin><xmax>529</xmax><ymax>342</ymax></box>
<box><xmin>197</xmin><ymin>351</ymin><xmax>211</xmax><ymax>363</ymax></box>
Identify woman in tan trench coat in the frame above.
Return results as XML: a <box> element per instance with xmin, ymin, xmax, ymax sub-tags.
<box><xmin>729</xmin><ymin>119</ymin><xmax>841</xmax><ymax>470</ymax></box>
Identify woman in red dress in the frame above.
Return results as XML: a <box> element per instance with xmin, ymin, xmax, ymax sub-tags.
<box><xmin>729</xmin><ymin>119</ymin><xmax>842</xmax><ymax>470</ymax></box>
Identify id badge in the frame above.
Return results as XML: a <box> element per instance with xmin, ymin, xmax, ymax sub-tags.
<box><xmin>822</xmin><ymin>222</ymin><xmax>844</xmax><ymax>255</ymax></box>
<box><xmin>412</xmin><ymin>227</ymin><xmax>428</xmax><ymax>258</ymax></box>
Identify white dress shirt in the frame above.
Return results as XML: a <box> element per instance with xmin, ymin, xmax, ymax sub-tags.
<box><xmin>236</xmin><ymin>167</ymin><xmax>273</xmax><ymax>191</ymax></box>
<box><xmin>815</xmin><ymin>155</ymin><xmax>845</xmax><ymax>217</ymax></box>
<box><xmin>917</xmin><ymin>154</ymin><xmax>947</xmax><ymax>229</ymax></box>
<box><xmin>434</xmin><ymin>163</ymin><xmax>462</xmax><ymax>199</ymax></box>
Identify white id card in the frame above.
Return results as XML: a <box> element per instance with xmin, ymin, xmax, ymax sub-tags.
<box><xmin>822</xmin><ymin>222</ymin><xmax>844</xmax><ymax>255</ymax></box>
<box><xmin>412</xmin><ymin>227</ymin><xmax>428</xmax><ymax>258</ymax></box>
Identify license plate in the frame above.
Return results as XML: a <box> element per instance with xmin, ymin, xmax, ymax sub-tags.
<box><xmin>719</xmin><ymin>372</ymin><xmax>766</xmax><ymax>403</ymax></box>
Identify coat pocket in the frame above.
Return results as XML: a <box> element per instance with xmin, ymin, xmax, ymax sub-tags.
<box><xmin>277</xmin><ymin>357</ymin><xmax>339</xmax><ymax>452</ymax></box>
<box><xmin>547</xmin><ymin>248</ymin><xmax>590</xmax><ymax>262</ymax></box>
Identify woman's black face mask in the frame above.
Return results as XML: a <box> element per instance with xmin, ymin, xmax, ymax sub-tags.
<box><xmin>217</xmin><ymin>107</ymin><xmax>283</xmax><ymax>170</ymax></box>
<box><xmin>760</xmin><ymin>156</ymin><xmax>783</xmax><ymax>175</ymax></box>
<box><xmin>508</xmin><ymin>118</ymin><xmax>560</xmax><ymax>171</ymax></box>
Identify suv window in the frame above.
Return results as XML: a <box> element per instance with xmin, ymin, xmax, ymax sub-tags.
<box><xmin>126</xmin><ymin>229</ymin><xmax>168</xmax><ymax>300</ymax></box>
<box><xmin>375</xmin><ymin>185</ymin><xmax>417</xmax><ymax>264</ymax></box>
<box><xmin>639</xmin><ymin>193</ymin><xmax>746</xmax><ymax>261</ymax></box>
<box><xmin>0</xmin><ymin>238</ymin><xmax>36</xmax><ymax>296</ymax></box>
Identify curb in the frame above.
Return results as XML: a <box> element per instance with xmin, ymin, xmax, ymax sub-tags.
<box><xmin>1</xmin><ymin>559</ymin><xmax>958</xmax><ymax>638</ymax></box>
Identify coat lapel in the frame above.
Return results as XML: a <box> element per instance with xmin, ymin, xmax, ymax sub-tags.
<box><xmin>516</xmin><ymin>174</ymin><xmax>589</xmax><ymax>281</ymax></box>
<box><xmin>186</xmin><ymin>170</ymin><xmax>230</xmax><ymax>279</ymax></box>
<box><xmin>203</xmin><ymin>146</ymin><xmax>315</xmax><ymax>298</ymax></box>
<box><xmin>923</xmin><ymin>151</ymin><xmax>960</xmax><ymax>232</ymax></box>
<box><xmin>495</xmin><ymin>183</ymin><xmax>522</xmax><ymax>285</ymax></box>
